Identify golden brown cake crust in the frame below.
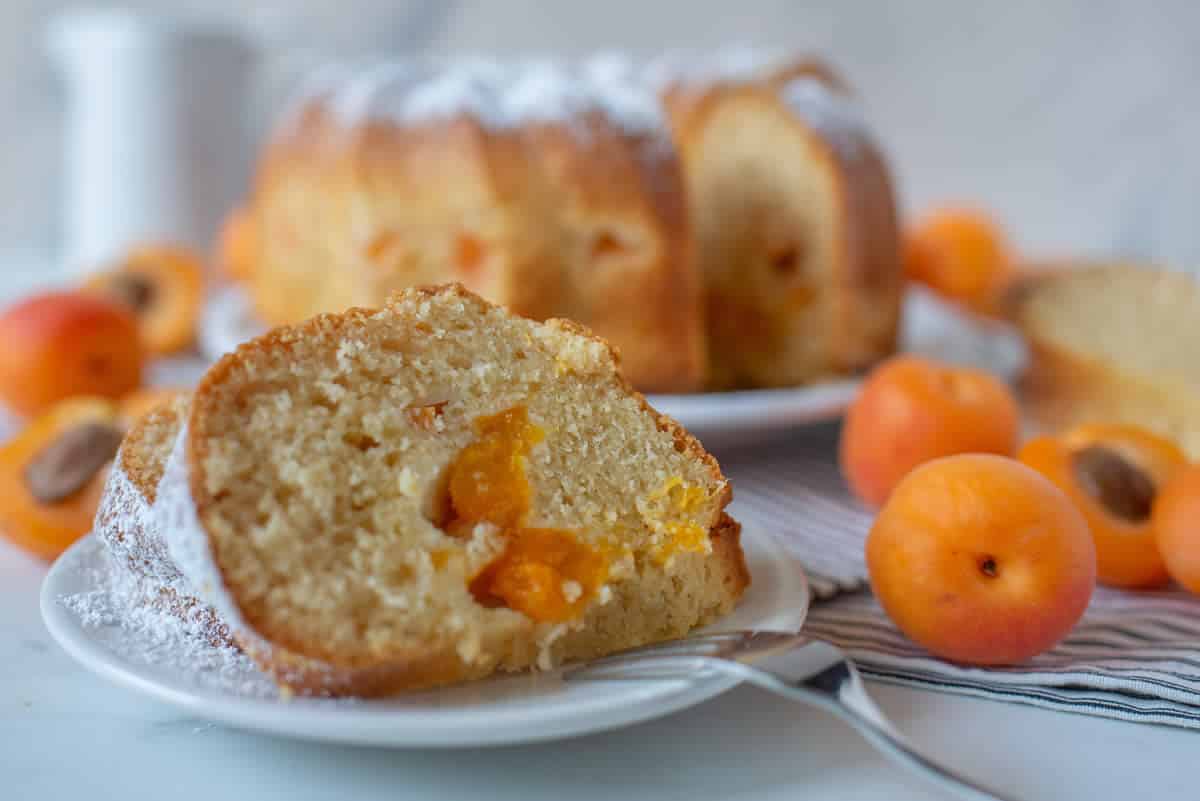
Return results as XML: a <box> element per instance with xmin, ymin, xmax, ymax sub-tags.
<box><xmin>117</xmin><ymin>393</ymin><xmax>188</xmax><ymax>504</ymax></box>
<box><xmin>183</xmin><ymin>283</ymin><xmax>742</xmax><ymax>696</ymax></box>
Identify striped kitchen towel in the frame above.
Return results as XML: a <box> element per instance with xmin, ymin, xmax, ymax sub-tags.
<box><xmin>721</xmin><ymin>424</ymin><xmax>1200</xmax><ymax>730</ymax></box>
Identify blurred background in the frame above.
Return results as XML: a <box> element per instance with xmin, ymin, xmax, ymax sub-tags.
<box><xmin>3</xmin><ymin>0</ymin><xmax>1199</xmax><ymax>282</ymax></box>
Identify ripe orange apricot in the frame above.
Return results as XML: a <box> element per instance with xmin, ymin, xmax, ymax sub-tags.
<box><xmin>867</xmin><ymin>454</ymin><xmax>1095</xmax><ymax>665</ymax></box>
<box><xmin>1019</xmin><ymin>423</ymin><xmax>1186</xmax><ymax>589</ymax></box>
<box><xmin>85</xmin><ymin>244</ymin><xmax>205</xmax><ymax>354</ymax></box>
<box><xmin>0</xmin><ymin>397</ymin><xmax>124</xmax><ymax>560</ymax></box>
<box><xmin>904</xmin><ymin>207</ymin><xmax>1014</xmax><ymax>315</ymax></box>
<box><xmin>840</xmin><ymin>355</ymin><xmax>1020</xmax><ymax>507</ymax></box>
<box><xmin>1152</xmin><ymin>464</ymin><xmax>1200</xmax><ymax>594</ymax></box>
<box><xmin>0</xmin><ymin>291</ymin><xmax>144</xmax><ymax>417</ymax></box>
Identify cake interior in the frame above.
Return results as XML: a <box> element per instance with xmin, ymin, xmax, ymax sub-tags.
<box><xmin>1019</xmin><ymin>268</ymin><xmax>1200</xmax><ymax>387</ymax></box>
<box><xmin>683</xmin><ymin>88</ymin><xmax>838</xmax><ymax>389</ymax></box>
<box><xmin>189</xmin><ymin>290</ymin><xmax>735</xmax><ymax>675</ymax></box>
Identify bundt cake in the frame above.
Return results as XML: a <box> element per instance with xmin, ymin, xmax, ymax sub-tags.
<box><xmin>159</xmin><ymin>284</ymin><xmax>748</xmax><ymax>696</ymax></box>
<box><xmin>249</xmin><ymin>60</ymin><xmax>704</xmax><ymax>394</ymax></box>
<box><xmin>1007</xmin><ymin>264</ymin><xmax>1200</xmax><ymax>458</ymax></box>
<box><xmin>666</xmin><ymin>63</ymin><xmax>902</xmax><ymax>388</ymax></box>
<box><xmin>233</xmin><ymin>51</ymin><xmax>902</xmax><ymax>393</ymax></box>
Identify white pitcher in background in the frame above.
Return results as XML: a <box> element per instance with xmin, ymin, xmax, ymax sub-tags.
<box><xmin>45</xmin><ymin>9</ymin><xmax>256</xmax><ymax>277</ymax></box>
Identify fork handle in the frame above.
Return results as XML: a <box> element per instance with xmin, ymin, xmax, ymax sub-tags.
<box><xmin>743</xmin><ymin>639</ymin><xmax>1021</xmax><ymax>801</ymax></box>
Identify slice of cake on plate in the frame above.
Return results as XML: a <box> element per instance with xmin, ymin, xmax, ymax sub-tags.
<box><xmin>158</xmin><ymin>284</ymin><xmax>748</xmax><ymax>696</ymax></box>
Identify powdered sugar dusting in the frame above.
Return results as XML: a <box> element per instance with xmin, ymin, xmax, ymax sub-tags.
<box><xmin>58</xmin><ymin>543</ymin><xmax>278</xmax><ymax>699</ymax></box>
<box><xmin>643</xmin><ymin>45</ymin><xmax>788</xmax><ymax>90</ymax></box>
<box><xmin>289</xmin><ymin>57</ymin><xmax>669</xmax><ymax>139</ymax></box>
<box><xmin>94</xmin><ymin>452</ymin><xmax>184</xmax><ymax>584</ymax></box>
<box><xmin>781</xmin><ymin>77</ymin><xmax>871</xmax><ymax>164</ymax></box>
<box><xmin>157</xmin><ymin>425</ymin><xmax>249</xmax><ymax>632</ymax></box>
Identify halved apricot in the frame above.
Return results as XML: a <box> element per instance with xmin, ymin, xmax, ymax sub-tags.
<box><xmin>0</xmin><ymin>397</ymin><xmax>124</xmax><ymax>560</ymax></box>
<box><xmin>469</xmin><ymin>528</ymin><xmax>608</xmax><ymax>623</ymax></box>
<box><xmin>0</xmin><ymin>291</ymin><xmax>143</xmax><ymax>417</ymax></box>
<box><xmin>85</xmin><ymin>244</ymin><xmax>205</xmax><ymax>354</ymax></box>
<box><xmin>1019</xmin><ymin>423</ymin><xmax>1187</xmax><ymax>588</ymax></box>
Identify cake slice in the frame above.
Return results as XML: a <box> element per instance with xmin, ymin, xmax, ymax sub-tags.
<box><xmin>159</xmin><ymin>284</ymin><xmax>748</xmax><ymax>696</ymax></box>
<box><xmin>1007</xmin><ymin>264</ymin><xmax>1200</xmax><ymax>458</ymax></box>
<box><xmin>670</xmin><ymin>73</ymin><xmax>902</xmax><ymax>388</ymax></box>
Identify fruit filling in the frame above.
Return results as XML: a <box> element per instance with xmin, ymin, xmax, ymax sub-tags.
<box><xmin>445</xmin><ymin>406</ymin><xmax>607</xmax><ymax>623</ymax></box>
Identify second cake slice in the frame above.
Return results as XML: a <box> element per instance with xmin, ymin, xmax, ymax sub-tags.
<box><xmin>159</xmin><ymin>283</ymin><xmax>747</xmax><ymax>696</ymax></box>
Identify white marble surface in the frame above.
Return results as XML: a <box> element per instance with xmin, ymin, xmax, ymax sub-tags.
<box><xmin>6</xmin><ymin>536</ymin><xmax>1197</xmax><ymax>801</ymax></box>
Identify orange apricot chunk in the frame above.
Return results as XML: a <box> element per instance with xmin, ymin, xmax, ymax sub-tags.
<box><xmin>1019</xmin><ymin>423</ymin><xmax>1187</xmax><ymax>589</ymax></box>
<box><xmin>469</xmin><ymin>528</ymin><xmax>608</xmax><ymax>623</ymax></box>
<box><xmin>867</xmin><ymin>454</ymin><xmax>1095</xmax><ymax>665</ymax></box>
<box><xmin>840</xmin><ymin>355</ymin><xmax>1020</xmax><ymax>507</ymax></box>
<box><xmin>905</xmin><ymin>207</ymin><xmax>1014</xmax><ymax>315</ymax></box>
<box><xmin>0</xmin><ymin>397</ymin><xmax>125</xmax><ymax>560</ymax></box>
<box><xmin>85</xmin><ymin>244</ymin><xmax>205</xmax><ymax>354</ymax></box>
<box><xmin>0</xmin><ymin>291</ymin><xmax>143</xmax><ymax>417</ymax></box>
<box><xmin>445</xmin><ymin>406</ymin><xmax>544</xmax><ymax>530</ymax></box>
<box><xmin>445</xmin><ymin>406</ymin><xmax>607</xmax><ymax>623</ymax></box>
<box><xmin>1153</xmin><ymin>464</ymin><xmax>1200</xmax><ymax>594</ymax></box>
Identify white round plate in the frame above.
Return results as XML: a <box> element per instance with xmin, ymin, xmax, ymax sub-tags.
<box><xmin>647</xmin><ymin>382</ymin><xmax>859</xmax><ymax>449</ymax></box>
<box><xmin>42</xmin><ymin>524</ymin><xmax>808</xmax><ymax>748</ymax></box>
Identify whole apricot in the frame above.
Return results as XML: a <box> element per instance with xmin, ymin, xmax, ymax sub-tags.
<box><xmin>0</xmin><ymin>291</ymin><xmax>144</xmax><ymax>417</ymax></box>
<box><xmin>867</xmin><ymin>454</ymin><xmax>1095</xmax><ymax>665</ymax></box>
<box><xmin>0</xmin><ymin>397</ymin><xmax>124</xmax><ymax>560</ymax></box>
<box><xmin>1019</xmin><ymin>423</ymin><xmax>1186</xmax><ymax>588</ymax></box>
<box><xmin>904</xmin><ymin>207</ymin><xmax>1014</xmax><ymax>315</ymax></box>
<box><xmin>840</xmin><ymin>355</ymin><xmax>1020</xmax><ymax>507</ymax></box>
<box><xmin>1153</xmin><ymin>464</ymin><xmax>1200</xmax><ymax>594</ymax></box>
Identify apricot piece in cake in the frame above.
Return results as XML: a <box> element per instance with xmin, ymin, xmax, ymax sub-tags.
<box><xmin>0</xmin><ymin>290</ymin><xmax>144</xmax><ymax>417</ymax></box>
<box><xmin>0</xmin><ymin>397</ymin><xmax>124</xmax><ymax>560</ymax></box>
<box><xmin>85</xmin><ymin>244</ymin><xmax>205</xmax><ymax>354</ymax></box>
<box><xmin>442</xmin><ymin>406</ymin><xmax>608</xmax><ymax>623</ymax></box>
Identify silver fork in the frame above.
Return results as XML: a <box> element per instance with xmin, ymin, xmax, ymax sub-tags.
<box><xmin>564</xmin><ymin>630</ymin><xmax>1018</xmax><ymax>801</ymax></box>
